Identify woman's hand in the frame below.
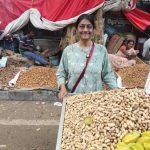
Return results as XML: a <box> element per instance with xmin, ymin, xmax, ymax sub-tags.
<box><xmin>58</xmin><ymin>84</ymin><xmax>67</xmax><ymax>101</ymax></box>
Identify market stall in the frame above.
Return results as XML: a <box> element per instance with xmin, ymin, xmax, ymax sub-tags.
<box><xmin>0</xmin><ymin>66</ymin><xmax>57</xmax><ymax>91</ymax></box>
<box><xmin>56</xmin><ymin>88</ymin><xmax>150</xmax><ymax>150</ymax></box>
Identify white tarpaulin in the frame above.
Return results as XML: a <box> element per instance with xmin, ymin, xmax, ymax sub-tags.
<box><xmin>103</xmin><ymin>0</ymin><xmax>136</xmax><ymax>12</ymax></box>
<box><xmin>145</xmin><ymin>72</ymin><xmax>150</xmax><ymax>95</ymax></box>
<box><xmin>0</xmin><ymin>3</ymin><xmax>103</xmax><ymax>39</ymax></box>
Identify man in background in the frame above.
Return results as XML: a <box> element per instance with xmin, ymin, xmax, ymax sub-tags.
<box><xmin>19</xmin><ymin>30</ymin><xmax>50</xmax><ymax>66</ymax></box>
<box><xmin>142</xmin><ymin>26</ymin><xmax>150</xmax><ymax>62</ymax></box>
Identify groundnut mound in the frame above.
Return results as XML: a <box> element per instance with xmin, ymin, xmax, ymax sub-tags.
<box><xmin>0</xmin><ymin>67</ymin><xmax>19</xmax><ymax>87</ymax></box>
<box><xmin>16</xmin><ymin>67</ymin><xmax>57</xmax><ymax>88</ymax></box>
<box><xmin>116</xmin><ymin>64</ymin><xmax>149</xmax><ymax>88</ymax></box>
<box><xmin>61</xmin><ymin>89</ymin><xmax>150</xmax><ymax>150</ymax></box>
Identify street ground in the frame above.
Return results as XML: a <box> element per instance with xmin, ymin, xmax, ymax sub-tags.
<box><xmin>0</xmin><ymin>101</ymin><xmax>62</xmax><ymax>150</ymax></box>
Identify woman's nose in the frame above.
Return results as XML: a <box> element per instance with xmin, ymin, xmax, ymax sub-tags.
<box><xmin>83</xmin><ymin>27</ymin><xmax>89</xmax><ymax>31</ymax></box>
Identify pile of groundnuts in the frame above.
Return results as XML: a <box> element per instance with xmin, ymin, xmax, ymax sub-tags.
<box><xmin>16</xmin><ymin>67</ymin><xmax>57</xmax><ymax>88</ymax></box>
<box><xmin>61</xmin><ymin>89</ymin><xmax>150</xmax><ymax>150</ymax></box>
<box><xmin>116</xmin><ymin>64</ymin><xmax>149</xmax><ymax>88</ymax></box>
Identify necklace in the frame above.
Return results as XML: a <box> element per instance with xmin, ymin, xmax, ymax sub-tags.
<box><xmin>76</xmin><ymin>42</ymin><xmax>92</xmax><ymax>58</ymax></box>
<box><xmin>78</xmin><ymin>41</ymin><xmax>92</xmax><ymax>49</ymax></box>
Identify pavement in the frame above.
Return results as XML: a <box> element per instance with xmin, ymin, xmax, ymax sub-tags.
<box><xmin>0</xmin><ymin>90</ymin><xmax>58</xmax><ymax>101</ymax></box>
<box><xmin>0</xmin><ymin>100</ymin><xmax>62</xmax><ymax>150</ymax></box>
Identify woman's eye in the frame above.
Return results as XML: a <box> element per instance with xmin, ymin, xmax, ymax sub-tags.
<box><xmin>79</xmin><ymin>25</ymin><xmax>93</xmax><ymax>29</ymax></box>
<box><xmin>79</xmin><ymin>26</ymin><xmax>83</xmax><ymax>28</ymax></box>
<box><xmin>87</xmin><ymin>25</ymin><xmax>93</xmax><ymax>29</ymax></box>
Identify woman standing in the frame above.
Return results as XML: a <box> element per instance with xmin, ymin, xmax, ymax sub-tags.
<box><xmin>56</xmin><ymin>14</ymin><xmax>118</xmax><ymax>100</ymax></box>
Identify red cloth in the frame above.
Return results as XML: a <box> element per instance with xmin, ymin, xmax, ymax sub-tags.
<box><xmin>0</xmin><ymin>0</ymin><xmax>104</xmax><ymax>30</ymax></box>
<box><xmin>119</xmin><ymin>45</ymin><xmax>127</xmax><ymax>52</ymax></box>
<box><xmin>123</xmin><ymin>8</ymin><xmax>150</xmax><ymax>31</ymax></box>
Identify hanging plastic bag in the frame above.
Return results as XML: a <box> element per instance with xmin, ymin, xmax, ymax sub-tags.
<box><xmin>0</xmin><ymin>57</ymin><xmax>7</xmax><ymax>68</ymax></box>
<box><xmin>145</xmin><ymin>72</ymin><xmax>150</xmax><ymax>95</ymax></box>
<box><xmin>9</xmin><ymin>71</ymin><xmax>21</xmax><ymax>87</ymax></box>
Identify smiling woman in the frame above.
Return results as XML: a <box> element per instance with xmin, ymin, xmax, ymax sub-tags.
<box><xmin>75</xmin><ymin>14</ymin><xmax>95</xmax><ymax>43</ymax></box>
<box><xmin>56</xmin><ymin>14</ymin><xmax>118</xmax><ymax>100</ymax></box>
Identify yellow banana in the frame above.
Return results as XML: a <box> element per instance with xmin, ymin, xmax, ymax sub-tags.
<box><xmin>130</xmin><ymin>143</ymin><xmax>144</xmax><ymax>150</ymax></box>
<box><xmin>144</xmin><ymin>143</ymin><xmax>150</xmax><ymax>150</ymax></box>
<box><xmin>116</xmin><ymin>145</ymin><xmax>132</xmax><ymax>150</ymax></box>
<box><xmin>134</xmin><ymin>143</ymin><xmax>144</xmax><ymax>150</ymax></box>
<box><xmin>142</xmin><ymin>131</ymin><xmax>150</xmax><ymax>137</ymax></box>
<box><xmin>128</xmin><ymin>143</ymin><xmax>136</xmax><ymax>147</ymax></box>
<box><xmin>122</xmin><ymin>132</ymin><xmax>141</xmax><ymax>144</ymax></box>
<box><xmin>130</xmin><ymin>144</ymin><xmax>138</xmax><ymax>150</ymax></box>
<box><xmin>116</xmin><ymin>142</ymin><xmax>127</xmax><ymax>148</ymax></box>
<box><xmin>138</xmin><ymin>136</ymin><xmax>150</xmax><ymax>144</ymax></box>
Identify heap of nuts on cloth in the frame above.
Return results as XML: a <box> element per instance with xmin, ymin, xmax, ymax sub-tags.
<box><xmin>16</xmin><ymin>67</ymin><xmax>57</xmax><ymax>88</ymax></box>
<box><xmin>116</xmin><ymin>64</ymin><xmax>149</xmax><ymax>88</ymax></box>
<box><xmin>0</xmin><ymin>67</ymin><xmax>19</xmax><ymax>88</ymax></box>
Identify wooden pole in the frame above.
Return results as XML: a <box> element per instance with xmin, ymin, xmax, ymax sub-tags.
<box><xmin>94</xmin><ymin>8</ymin><xmax>104</xmax><ymax>45</ymax></box>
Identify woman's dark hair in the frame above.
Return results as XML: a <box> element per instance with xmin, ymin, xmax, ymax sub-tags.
<box><xmin>75</xmin><ymin>14</ymin><xmax>95</xmax><ymax>29</ymax></box>
<box><xmin>144</xmin><ymin>25</ymin><xmax>150</xmax><ymax>37</ymax></box>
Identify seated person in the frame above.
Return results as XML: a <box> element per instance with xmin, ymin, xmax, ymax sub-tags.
<box><xmin>109</xmin><ymin>40</ymin><xmax>139</xmax><ymax>68</ymax></box>
<box><xmin>116</xmin><ymin>40</ymin><xmax>139</xmax><ymax>58</ymax></box>
<box><xmin>142</xmin><ymin>26</ymin><xmax>150</xmax><ymax>61</ymax></box>
<box><xmin>0</xmin><ymin>47</ymin><xmax>3</xmax><ymax>59</ymax></box>
<box><xmin>3</xmin><ymin>34</ymin><xmax>17</xmax><ymax>55</ymax></box>
<box><xmin>19</xmin><ymin>30</ymin><xmax>50</xmax><ymax>66</ymax></box>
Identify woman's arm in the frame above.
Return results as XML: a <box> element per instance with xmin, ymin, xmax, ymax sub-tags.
<box><xmin>119</xmin><ymin>45</ymin><xmax>130</xmax><ymax>56</ymax></box>
<box><xmin>56</xmin><ymin>47</ymin><xmax>69</xmax><ymax>100</ymax></box>
<box><xmin>19</xmin><ymin>42</ymin><xmax>33</xmax><ymax>51</ymax></box>
<box><xmin>101</xmin><ymin>47</ymin><xmax>118</xmax><ymax>89</ymax></box>
<box><xmin>58</xmin><ymin>84</ymin><xmax>67</xmax><ymax>101</ymax></box>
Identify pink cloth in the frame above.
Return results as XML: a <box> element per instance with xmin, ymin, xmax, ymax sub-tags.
<box><xmin>116</xmin><ymin>48</ymin><xmax>137</xmax><ymax>58</ymax></box>
<box><xmin>109</xmin><ymin>54</ymin><xmax>136</xmax><ymax>68</ymax></box>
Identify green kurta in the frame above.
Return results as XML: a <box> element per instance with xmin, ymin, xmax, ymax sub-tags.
<box><xmin>56</xmin><ymin>43</ymin><xmax>117</xmax><ymax>93</ymax></box>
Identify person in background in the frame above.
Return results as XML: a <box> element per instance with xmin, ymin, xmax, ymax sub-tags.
<box><xmin>0</xmin><ymin>47</ymin><xmax>3</xmax><ymax>59</ymax></box>
<box><xmin>142</xmin><ymin>26</ymin><xmax>150</xmax><ymax>61</ymax></box>
<box><xmin>3</xmin><ymin>34</ymin><xmax>14</xmax><ymax>51</ymax></box>
<box><xmin>19</xmin><ymin>30</ymin><xmax>50</xmax><ymax>66</ymax></box>
<box><xmin>116</xmin><ymin>40</ymin><xmax>139</xmax><ymax>58</ymax></box>
<box><xmin>109</xmin><ymin>40</ymin><xmax>139</xmax><ymax>69</ymax></box>
<box><xmin>56</xmin><ymin>14</ymin><xmax>118</xmax><ymax>100</ymax></box>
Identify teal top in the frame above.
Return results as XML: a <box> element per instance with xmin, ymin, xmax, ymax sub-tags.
<box><xmin>56</xmin><ymin>42</ymin><xmax>117</xmax><ymax>93</ymax></box>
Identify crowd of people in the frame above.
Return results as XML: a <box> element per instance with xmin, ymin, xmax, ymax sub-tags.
<box><xmin>0</xmin><ymin>23</ymin><xmax>149</xmax><ymax>69</ymax></box>
<box><xmin>0</xmin><ymin>14</ymin><xmax>150</xmax><ymax>99</ymax></box>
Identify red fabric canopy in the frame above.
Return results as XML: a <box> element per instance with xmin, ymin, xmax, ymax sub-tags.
<box><xmin>123</xmin><ymin>8</ymin><xmax>150</xmax><ymax>32</ymax></box>
<box><xmin>0</xmin><ymin>0</ymin><xmax>104</xmax><ymax>30</ymax></box>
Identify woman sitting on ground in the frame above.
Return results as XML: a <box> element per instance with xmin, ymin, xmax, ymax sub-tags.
<box><xmin>109</xmin><ymin>40</ymin><xmax>139</xmax><ymax>69</ymax></box>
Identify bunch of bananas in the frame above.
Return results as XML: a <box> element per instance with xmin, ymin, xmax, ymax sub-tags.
<box><xmin>116</xmin><ymin>131</ymin><xmax>150</xmax><ymax>150</ymax></box>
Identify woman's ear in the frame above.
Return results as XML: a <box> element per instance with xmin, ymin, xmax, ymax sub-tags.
<box><xmin>73</xmin><ymin>28</ymin><xmax>76</xmax><ymax>35</ymax></box>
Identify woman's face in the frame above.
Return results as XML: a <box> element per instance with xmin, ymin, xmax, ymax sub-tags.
<box><xmin>76</xmin><ymin>19</ymin><xmax>93</xmax><ymax>41</ymax></box>
<box><xmin>127</xmin><ymin>41</ymin><xmax>134</xmax><ymax>49</ymax></box>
